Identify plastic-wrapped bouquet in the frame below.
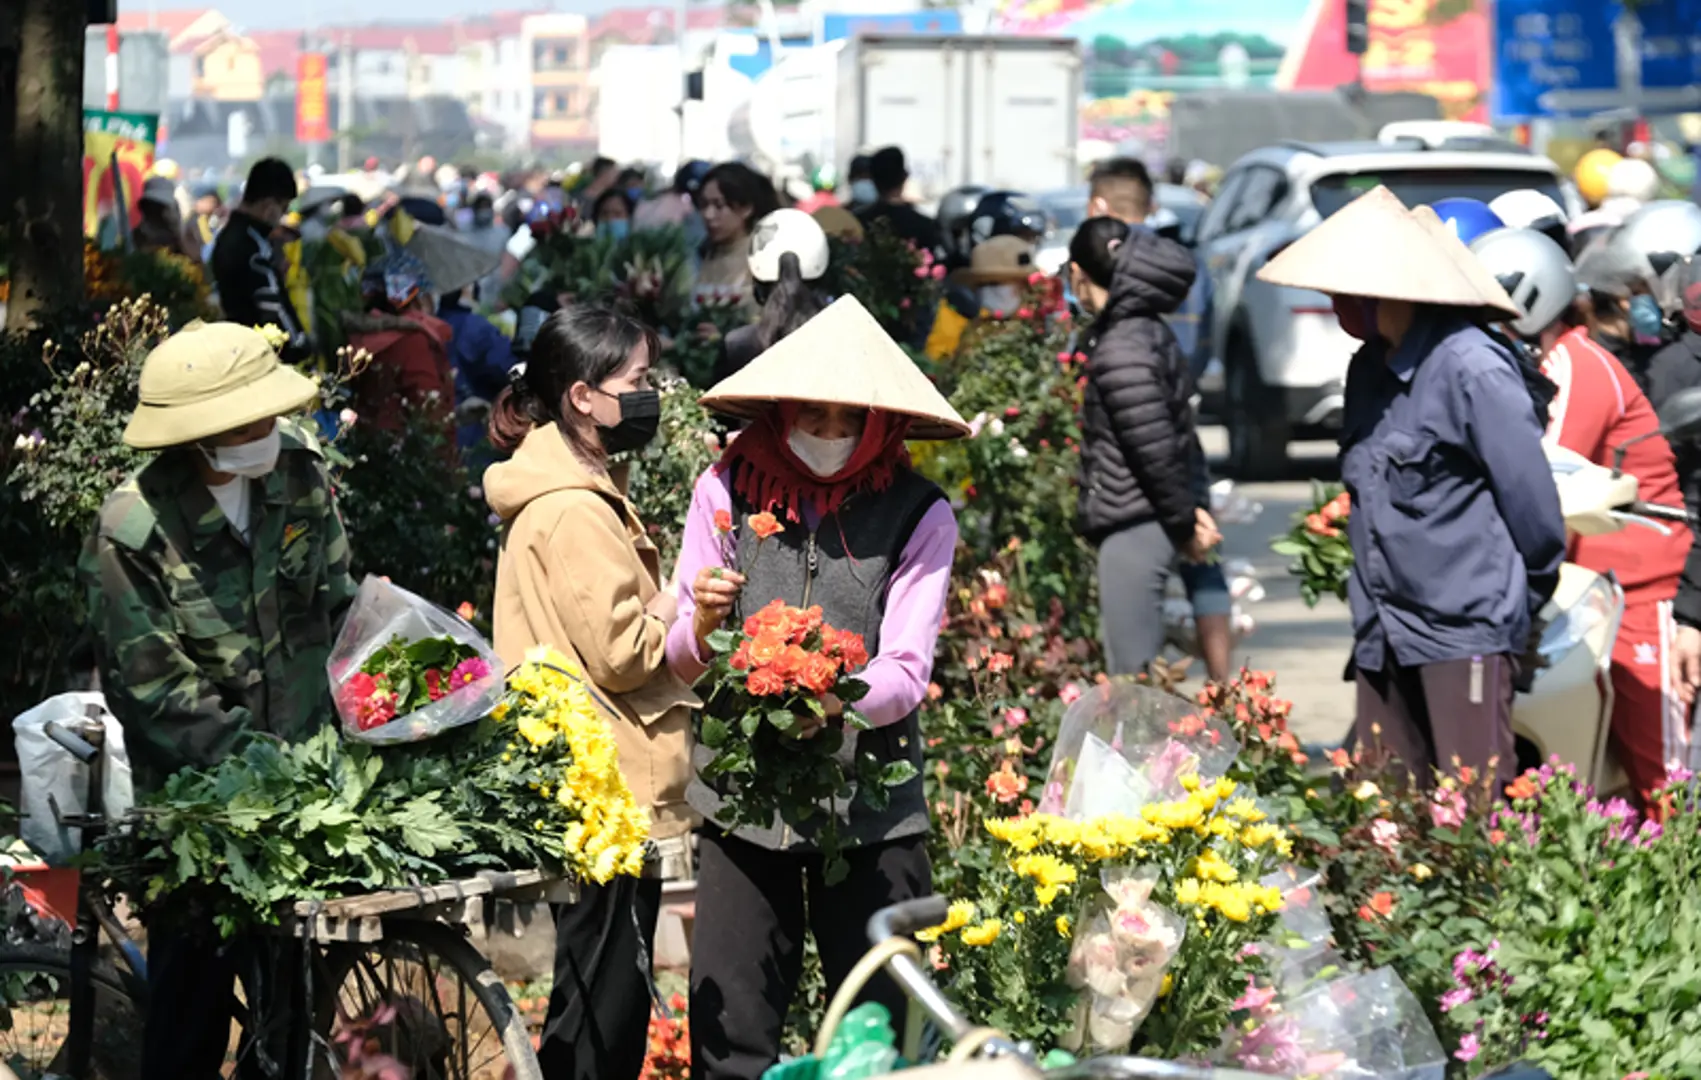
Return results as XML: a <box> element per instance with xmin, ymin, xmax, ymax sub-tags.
<box><xmin>328</xmin><ymin>576</ymin><xmax>502</xmax><ymax>743</ymax></box>
<box><xmin>1062</xmin><ymin>867</ymin><xmax>1187</xmax><ymax>1053</ymax></box>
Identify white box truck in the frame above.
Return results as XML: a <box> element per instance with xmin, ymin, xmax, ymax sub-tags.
<box><xmin>738</xmin><ymin>34</ymin><xmax>1081</xmax><ymax>202</ymax></box>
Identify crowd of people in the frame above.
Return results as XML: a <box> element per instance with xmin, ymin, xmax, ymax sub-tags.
<box><xmin>70</xmin><ymin>136</ymin><xmax>1701</xmax><ymax>1080</ymax></box>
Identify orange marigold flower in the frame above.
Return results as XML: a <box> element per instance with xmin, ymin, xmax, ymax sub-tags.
<box><xmin>748</xmin><ymin>512</ymin><xmax>784</xmax><ymax>540</ymax></box>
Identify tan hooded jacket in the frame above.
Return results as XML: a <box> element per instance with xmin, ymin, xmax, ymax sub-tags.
<box><xmin>484</xmin><ymin>423</ymin><xmax>698</xmax><ymax>840</ymax></box>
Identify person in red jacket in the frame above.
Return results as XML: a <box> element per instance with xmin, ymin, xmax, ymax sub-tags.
<box><xmin>344</xmin><ymin>251</ymin><xmax>456</xmax><ymax>443</ymax></box>
<box><xmin>1475</xmin><ymin>227</ymin><xmax>1694</xmax><ymax>806</ymax></box>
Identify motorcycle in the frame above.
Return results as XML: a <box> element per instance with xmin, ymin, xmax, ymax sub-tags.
<box><xmin>1512</xmin><ymin>387</ymin><xmax>1701</xmax><ymax>791</ymax></box>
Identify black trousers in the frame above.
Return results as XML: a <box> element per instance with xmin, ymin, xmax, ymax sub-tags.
<box><xmin>142</xmin><ymin>924</ymin><xmax>304</xmax><ymax>1080</ymax></box>
<box><xmin>689</xmin><ymin>828</ymin><xmax>932</xmax><ymax>1080</ymax></box>
<box><xmin>538</xmin><ymin>873</ymin><xmax>664</xmax><ymax>1080</ymax></box>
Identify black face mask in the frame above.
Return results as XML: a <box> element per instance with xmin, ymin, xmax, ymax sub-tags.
<box><xmin>596</xmin><ymin>389</ymin><xmax>661</xmax><ymax>454</ymax></box>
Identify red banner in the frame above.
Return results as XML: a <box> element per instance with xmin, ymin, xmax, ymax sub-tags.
<box><xmin>296</xmin><ymin>53</ymin><xmax>330</xmax><ymax>144</ymax></box>
<box><xmin>1281</xmin><ymin>0</ymin><xmax>1491</xmax><ymax>122</ymax></box>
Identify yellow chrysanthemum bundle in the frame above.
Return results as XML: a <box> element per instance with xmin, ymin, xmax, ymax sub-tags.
<box><xmin>500</xmin><ymin>648</ymin><xmax>652</xmax><ymax>883</ymax></box>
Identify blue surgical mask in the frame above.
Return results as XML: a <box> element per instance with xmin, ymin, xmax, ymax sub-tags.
<box><xmin>597</xmin><ymin>219</ymin><xmax>631</xmax><ymax>242</ymax></box>
<box><xmin>1629</xmin><ymin>294</ymin><xmax>1665</xmax><ymax>343</ymax></box>
<box><xmin>626</xmin><ymin>186</ymin><xmax>645</xmax><ymax>203</ymax></box>
<box><xmin>851</xmin><ymin>179</ymin><xmax>878</xmax><ymax>206</ymax></box>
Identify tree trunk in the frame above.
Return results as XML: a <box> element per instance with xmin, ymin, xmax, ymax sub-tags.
<box><xmin>6</xmin><ymin>0</ymin><xmax>87</xmax><ymax>330</ymax></box>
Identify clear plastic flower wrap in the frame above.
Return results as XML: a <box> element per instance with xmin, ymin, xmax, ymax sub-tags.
<box><xmin>1061</xmin><ymin>866</ymin><xmax>1187</xmax><ymax>1054</ymax></box>
<box><xmin>327</xmin><ymin>576</ymin><xmax>503</xmax><ymax>744</ymax></box>
<box><xmin>1038</xmin><ymin>680</ymin><xmax>1240</xmax><ymax>820</ymax></box>
<box><xmin>1219</xmin><ymin>966</ymin><xmax>1446</xmax><ymax>1079</ymax></box>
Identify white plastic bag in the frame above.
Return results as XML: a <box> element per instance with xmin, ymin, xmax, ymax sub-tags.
<box><xmin>1061</xmin><ymin>866</ymin><xmax>1187</xmax><ymax>1054</ymax></box>
<box><xmin>327</xmin><ymin>576</ymin><xmax>503</xmax><ymax>744</ymax></box>
<box><xmin>11</xmin><ymin>692</ymin><xmax>134</xmax><ymax>865</ymax></box>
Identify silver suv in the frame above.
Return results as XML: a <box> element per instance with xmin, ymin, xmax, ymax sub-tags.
<box><xmin>1193</xmin><ymin>129</ymin><xmax>1570</xmax><ymax>478</ymax></box>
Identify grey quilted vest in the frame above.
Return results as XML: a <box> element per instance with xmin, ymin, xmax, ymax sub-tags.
<box><xmin>687</xmin><ymin>468</ymin><xmax>943</xmax><ymax>852</ymax></box>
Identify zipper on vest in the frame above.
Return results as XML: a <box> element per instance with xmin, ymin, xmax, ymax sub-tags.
<box><xmin>801</xmin><ymin>527</ymin><xmax>820</xmax><ymax>608</ymax></box>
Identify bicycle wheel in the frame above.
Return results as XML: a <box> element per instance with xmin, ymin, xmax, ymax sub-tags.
<box><xmin>0</xmin><ymin>941</ymin><xmax>147</xmax><ymax>1080</ymax></box>
<box><xmin>314</xmin><ymin>921</ymin><xmax>542</xmax><ymax>1080</ymax></box>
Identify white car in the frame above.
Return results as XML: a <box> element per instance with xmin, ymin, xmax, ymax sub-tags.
<box><xmin>1194</xmin><ymin>130</ymin><xmax>1574</xmax><ymax>478</ymax></box>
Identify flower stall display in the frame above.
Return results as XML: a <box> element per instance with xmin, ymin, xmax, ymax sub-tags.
<box><xmin>1271</xmin><ymin>482</ymin><xmax>1353</xmax><ymax>606</ymax></box>
<box><xmin>97</xmin><ymin>649</ymin><xmax>650</xmax><ymax>936</ymax></box>
<box><xmin>697</xmin><ymin>516</ymin><xmax>914</xmax><ymax>881</ymax></box>
<box><xmin>328</xmin><ymin>576</ymin><xmax>503</xmax><ymax>744</ymax></box>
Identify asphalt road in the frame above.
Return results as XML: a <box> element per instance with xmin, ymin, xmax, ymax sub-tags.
<box><xmin>1194</xmin><ymin>427</ymin><xmax>1356</xmax><ymax>751</ymax></box>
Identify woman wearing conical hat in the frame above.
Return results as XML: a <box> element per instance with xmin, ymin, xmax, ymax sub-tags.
<box><xmin>1257</xmin><ymin>186</ymin><xmax>1566</xmax><ymax>792</ymax></box>
<box><xmin>665</xmin><ymin>296</ymin><xmax>967</xmax><ymax>1079</ymax></box>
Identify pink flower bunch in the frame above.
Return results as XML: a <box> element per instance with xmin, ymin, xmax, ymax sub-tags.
<box><xmin>1429</xmin><ymin>787</ymin><xmax>1467</xmax><ymax>830</ymax></box>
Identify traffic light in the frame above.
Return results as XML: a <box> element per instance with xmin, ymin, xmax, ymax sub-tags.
<box><xmin>88</xmin><ymin>0</ymin><xmax>118</xmax><ymax>24</ymax></box>
<box><xmin>1345</xmin><ymin>0</ymin><xmax>1369</xmax><ymax>55</ymax></box>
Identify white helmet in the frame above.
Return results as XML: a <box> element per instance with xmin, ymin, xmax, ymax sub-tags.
<box><xmin>1488</xmin><ymin>189</ymin><xmax>1568</xmax><ymax>233</ymax></box>
<box><xmin>1606</xmin><ymin>157</ymin><xmax>1661</xmax><ymax>204</ymax></box>
<box><xmin>1618</xmin><ymin>200</ymin><xmax>1701</xmax><ymax>276</ymax></box>
<box><xmin>748</xmin><ymin>208</ymin><xmax>830</xmax><ymax>283</ymax></box>
<box><xmin>1469</xmin><ymin>227</ymin><xmax>1578</xmax><ymax>338</ymax></box>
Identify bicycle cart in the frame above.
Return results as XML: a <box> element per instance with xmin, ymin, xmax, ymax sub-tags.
<box><xmin>0</xmin><ymin>710</ymin><xmax>596</xmax><ymax>1080</ymax></box>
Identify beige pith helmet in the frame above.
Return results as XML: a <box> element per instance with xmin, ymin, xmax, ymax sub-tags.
<box><xmin>1256</xmin><ymin>185</ymin><xmax>1522</xmax><ymax>319</ymax></box>
<box><xmin>948</xmin><ymin>235</ymin><xmax>1039</xmax><ymax>286</ymax></box>
<box><xmin>699</xmin><ymin>295</ymin><xmax>972</xmax><ymax>440</ymax></box>
<box><xmin>122</xmin><ymin>322</ymin><xmax>319</xmax><ymax>449</ymax></box>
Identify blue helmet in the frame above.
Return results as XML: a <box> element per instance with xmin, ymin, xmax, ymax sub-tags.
<box><xmin>1428</xmin><ymin>198</ymin><xmax>1505</xmax><ymax>246</ymax></box>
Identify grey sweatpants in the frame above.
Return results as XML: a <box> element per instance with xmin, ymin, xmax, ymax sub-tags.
<box><xmin>1098</xmin><ymin>520</ymin><xmax>1176</xmax><ymax>676</ymax></box>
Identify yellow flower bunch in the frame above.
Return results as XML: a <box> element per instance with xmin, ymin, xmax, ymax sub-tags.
<box><xmin>985</xmin><ymin>812</ymin><xmax>1168</xmax><ymax>862</ymax></box>
<box><xmin>1173</xmin><ymin>879</ymin><xmax>1284</xmax><ymax>923</ymax></box>
<box><xmin>1012</xmin><ymin>852</ymin><xmax>1078</xmax><ymax>906</ymax></box>
<box><xmin>961</xmin><ymin>919</ymin><xmax>1003</xmax><ymax>947</ymax></box>
<box><xmin>500</xmin><ymin>647</ymin><xmax>652</xmax><ymax>883</ymax></box>
<box><xmin>917</xmin><ymin>899</ymin><xmax>978</xmax><ymax>942</ymax></box>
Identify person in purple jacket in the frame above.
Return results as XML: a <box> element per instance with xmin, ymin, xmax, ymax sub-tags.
<box><xmin>664</xmin><ymin>296</ymin><xmax>969</xmax><ymax>1080</ymax></box>
<box><xmin>1258</xmin><ymin>186</ymin><xmax>1567</xmax><ymax>792</ymax></box>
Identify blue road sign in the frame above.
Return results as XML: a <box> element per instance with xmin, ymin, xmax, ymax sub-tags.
<box><xmin>1494</xmin><ymin>0</ymin><xmax>1701</xmax><ymax>120</ymax></box>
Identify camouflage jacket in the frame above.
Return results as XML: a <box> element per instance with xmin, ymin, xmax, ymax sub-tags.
<box><xmin>81</xmin><ymin>419</ymin><xmax>358</xmax><ymax>791</ymax></box>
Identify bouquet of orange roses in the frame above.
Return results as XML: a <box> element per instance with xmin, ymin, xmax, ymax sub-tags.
<box><xmin>1270</xmin><ymin>481</ymin><xmax>1353</xmax><ymax>607</ymax></box>
<box><xmin>697</xmin><ymin>517</ymin><xmax>917</xmax><ymax>882</ymax></box>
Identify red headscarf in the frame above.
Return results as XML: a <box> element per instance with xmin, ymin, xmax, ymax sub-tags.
<box><xmin>716</xmin><ymin>403</ymin><xmax>911</xmax><ymax>521</ymax></box>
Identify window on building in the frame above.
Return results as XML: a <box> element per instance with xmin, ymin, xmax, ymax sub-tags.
<box><xmin>554</xmin><ymin>45</ymin><xmax>568</xmax><ymax>66</ymax></box>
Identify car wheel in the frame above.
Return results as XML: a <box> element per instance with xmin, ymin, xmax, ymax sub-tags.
<box><xmin>1225</xmin><ymin>340</ymin><xmax>1291</xmax><ymax>481</ymax></box>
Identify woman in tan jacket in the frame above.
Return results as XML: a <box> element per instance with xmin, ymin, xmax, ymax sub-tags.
<box><xmin>483</xmin><ymin>305</ymin><xmax>695</xmax><ymax>1080</ymax></box>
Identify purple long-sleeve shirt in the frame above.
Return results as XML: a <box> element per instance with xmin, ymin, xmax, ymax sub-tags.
<box><xmin>665</xmin><ymin>467</ymin><xmax>958</xmax><ymax>728</ymax></box>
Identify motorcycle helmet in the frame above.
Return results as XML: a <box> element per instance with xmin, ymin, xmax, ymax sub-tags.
<box><xmin>1428</xmin><ymin>198</ymin><xmax>1505</xmax><ymax>246</ymax></box>
<box><xmin>968</xmin><ymin>191</ymin><xmax>1048</xmax><ymax>246</ymax></box>
<box><xmin>1488</xmin><ymin>189</ymin><xmax>1568</xmax><ymax>233</ymax></box>
<box><xmin>748</xmin><ymin>208</ymin><xmax>830</xmax><ymax>283</ymax></box>
<box><xmin>937</xmin><ymin>184</ymin><xmax>990</xmax><ymax>264</ymax></box>
<box><xmin>1468</xmin><ymin>227</ymin><xmax>1577</xmax><ymax>338</ymax></box>
<box><xmin>1617</xmin><ymin>200</ymin><xmax>1701</xmax><ymax>277</ymax></box>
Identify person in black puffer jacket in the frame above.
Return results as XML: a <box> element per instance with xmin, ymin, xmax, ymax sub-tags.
<box><xmin>1070</xmin><ymin>216</ymin><xmax>1216</xmax><ymax>675</ymax></box>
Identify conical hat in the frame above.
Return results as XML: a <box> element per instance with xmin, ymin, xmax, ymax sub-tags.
<box><xmin>1256</xmin><ymin>185</ymin><xmax>1521</xmax><ymax>318</ymax></box>
<box><xmin>699</xmin><ymin>295</ymin><xmax>971</xmax><ymax>440</ymax></box>
<box><xmin>405</xmin><ymin>222</ymin><xmax>501</xmax><ymax>295</ymax></box>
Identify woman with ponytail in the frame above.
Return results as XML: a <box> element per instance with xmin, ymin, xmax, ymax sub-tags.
<box><xmin>715</xmin><ymin>208</ymin><xmax>833</xmax><ymax>384</ymax></box>
<box><xmin>667</xmin><ymin>296</ymin><xmax>971</xmax><ymax>1080</ymax></box>
<box><xmin>482</xmin><ymin>305</ymin><xmax>696</xmax><ymax>1080</ymax></box>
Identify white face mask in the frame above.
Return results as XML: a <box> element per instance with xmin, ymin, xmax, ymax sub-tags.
<box><xmin>202</xmin><ymin>426</ymin><xmax>282</xmax><ymax>479</ymax></box>
<box><xmin>789</xmin><ymin>428</ymin><xmax>860</xmax><ymax>478</ymax></box>
<box><xmin>979</xmin><ymin>285</ymin><xmax>1023</xmax><ymax>316</ymax></box>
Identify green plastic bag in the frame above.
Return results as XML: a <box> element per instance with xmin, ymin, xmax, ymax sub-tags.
<box><xmin>761</xmin><ymin>1003</ymin><xmax>903</xmax><ymax>1080</ymax></box>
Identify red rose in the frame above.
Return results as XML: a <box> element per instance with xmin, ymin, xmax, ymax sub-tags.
<box><xmin>713</xmin><ymin>509</ymin><xmax>733</xmax><ymax>534</ymax></box>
